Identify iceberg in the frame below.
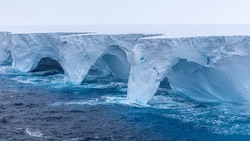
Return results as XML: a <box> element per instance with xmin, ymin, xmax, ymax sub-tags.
<box><xmin>2</xmin><ymin>30</ymin><xmax>250</xmax><ymax>105</ymax></box>
<box><xmin>0</xmin><ymin>32</ymin><xmax>12</xmax><ymax>65</ymax></box>
<box><xmin>127</xmin><ymin>36</ymin><xmax>250</xmax><ymax>104</ymax></box>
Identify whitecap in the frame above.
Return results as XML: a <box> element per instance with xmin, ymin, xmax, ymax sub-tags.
<box><xmin>25</xmin><ymin>128</ymin><xmax>44</xmax><ymax>138</ymax></box>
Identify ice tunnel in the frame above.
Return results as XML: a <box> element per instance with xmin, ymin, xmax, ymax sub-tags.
<box><xmin>59</xmin><ymin>33</ymin><xmax>156</xmax><ymax>84</ymax></box>
<box><xmin>127</xmin><ymin>36</ymin><xmax>250</xmax><ymax>104</ymax></box>
<box><xmin>0</xmin><ymin>32</ymin><xmax>12</xmax><ymax>65</ymax></box>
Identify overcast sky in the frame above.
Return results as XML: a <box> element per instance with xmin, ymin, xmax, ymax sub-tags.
<box><xmin>0</xmin><ymin>0</ymin><xmax>250</xmax><ymax>25</ymax></box>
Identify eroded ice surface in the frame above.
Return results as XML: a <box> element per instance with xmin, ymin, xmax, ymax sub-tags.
<box><xmin>0</xmin><ymin>32</ymin><xmax>12</xmax><ymax>65</ymax></box>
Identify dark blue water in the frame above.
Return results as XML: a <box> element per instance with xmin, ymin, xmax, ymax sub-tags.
<box><xmin>1</xmin><ymin>66</ymin><xmax>250</xmax><ymax>141</ymax></box>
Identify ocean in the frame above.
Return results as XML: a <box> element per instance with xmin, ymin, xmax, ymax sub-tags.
<box><xmin>0</xmin><ymin>65</ymin><xmax>250</xmax><ymax>140</ymax></box>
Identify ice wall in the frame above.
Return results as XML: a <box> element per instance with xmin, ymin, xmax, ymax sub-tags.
<box><xmin>11</xmin><ymin>33</ymin><xmax>83</xmax><ymax>72</ymax></box>
<box><xmin>0</xmin><ymin>32</ymin><xmax>12</xmax><ymax>65</ymax></box>
<box><xmin>127</xmin><ymin>36</ymin><xmax>250</xmax><ymax>104</ymax></box>
<box><xmin>3</xmin><ymin>31</ymin><xmax>250</xmax><ymax>104</ymax></box>
<box><xmin>60</xmin><ymin>34</ymin><xmax>157</xmax><ymax>84</ymax></box>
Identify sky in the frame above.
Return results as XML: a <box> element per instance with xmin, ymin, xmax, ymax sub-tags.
<box><xmin>0</xmin><ymin>0</ymin><xmax>250</xmax><ymax>25</ymax></box>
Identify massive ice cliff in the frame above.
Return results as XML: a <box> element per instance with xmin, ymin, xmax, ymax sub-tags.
<box><xmin>1</xmin><ymin>31</ymin><xmax>250</xmax><ymax>104</ymax></box>
<box><xmin>127</xmin><ymin>36</ymin><xmax>250</xmax><ymax>104</ymax></box>
<box><xmin>0</xmin><ymin>32</ymin><xmax>12</xmax><ymax>65</ymax></box>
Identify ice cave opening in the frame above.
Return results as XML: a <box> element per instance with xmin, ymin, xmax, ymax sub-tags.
<box><xmin>167</xmin><ymin>59</ymin><xmax>248</xmax><ymax>102</ymax></box>
<box><xmin>31</xmin><ymin>57</ymin><xmax>64</xmax><ymax>75</ymax></box>
<box><xmin>83</xmin><ymin>45</ymin><xmax>131</xmax><ymax>84</ymax></box>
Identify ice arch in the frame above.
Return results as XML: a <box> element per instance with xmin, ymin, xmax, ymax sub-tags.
<box><xmin>0</xmin><ymin>32</ymin><xmax>12</xmax><ymax>65</ymax></box>
<box><xmin>11</xmin><ymin>33</ymin><xmax>83</xmax><ymax>72</ymax></box>
<box><xmin>127</xmin><ymin>36</ymin><xmax>250</xmax><ymax>104</ymax></box>
<box><xmin>78</xmin><ymin>45</ymin><xmax>131</xmax><ymax>83</ymax></box>
<box><xmin>60</xmin><ymin>34</ymin><xmax>156</xmax><ymax>84</ymax></box>
<box><xmin>97</xmin><ymin>45</ymin><xmax>131</xmax><ymax>81</ymax></box>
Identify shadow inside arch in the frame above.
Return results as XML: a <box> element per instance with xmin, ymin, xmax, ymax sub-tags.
<box><xmin>31</xmin><ymin>57</ymin><xmax>64</xmax><ymax>76</ymax></box>
<box><xmin>83</xmin><ymin>45</ymin><xmax>131</xmax><ymax>84</ymax></box>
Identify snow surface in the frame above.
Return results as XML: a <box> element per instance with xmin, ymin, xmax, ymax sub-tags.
<box><xmin>2</xmin><ymin>25</ymin><xmax>250</xmax><ymax>37</ymax></box>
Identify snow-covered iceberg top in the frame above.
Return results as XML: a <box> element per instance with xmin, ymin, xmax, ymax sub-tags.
<box><xmin>0</xmin><ymin>32</ymin><xmax>12</xmax><ymax>65</ymax></box>
<box><xmin>127</xmin><ymin>35</ymin><xmax>250</xmax><ymax>104</ymax></box>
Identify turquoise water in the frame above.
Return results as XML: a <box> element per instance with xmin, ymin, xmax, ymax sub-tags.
<box><xmin>0</xmin><ymin>66</ymin><xmax>250</xmax><ymax>140</ymax></box>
